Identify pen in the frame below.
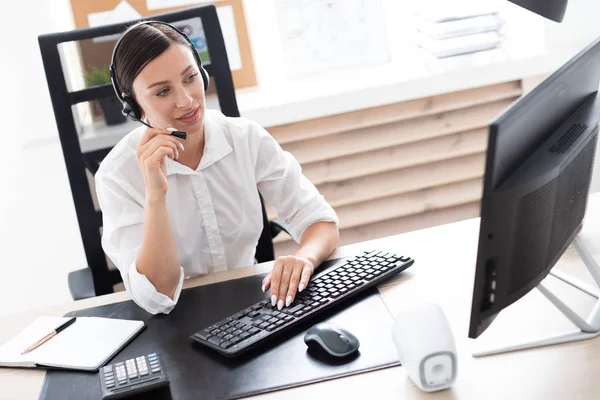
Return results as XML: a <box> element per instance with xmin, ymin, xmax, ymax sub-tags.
<box><xmin>21</xmin><ymin>317</ymin><xmax>77</xmax><ymax>355</ymax></box>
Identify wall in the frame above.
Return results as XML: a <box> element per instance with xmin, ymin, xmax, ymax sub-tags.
<box><xmin>0</xmin><ymin>0</ymin><xmax>81</xmax><ymax>315</ymax></box>
<box><xmin>542</xmin><ymin>0</ymin><xmax>600</xmax><ymax>193</ymax></box>
<box><xmin>1</xmin><ymin>0</ymin><xmax>76</xmax><ymax>221</ymax></box>
<box><xmin>544</xmin><ymin>0</ymin><xmax>600</xmax><ymax>51</ymax></box>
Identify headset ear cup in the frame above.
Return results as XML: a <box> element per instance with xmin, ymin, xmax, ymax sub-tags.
<box><xmin>122</xmin><ymin>97</ymin><xmax>142</xmax><ymax>120</ymax></box>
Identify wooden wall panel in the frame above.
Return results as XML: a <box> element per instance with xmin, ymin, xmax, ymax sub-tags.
<box><xmin>303</xmin><ymin>127</ymin><xmax>488</xmax><ymax>185</ymax></box>
<box><xmin>262</xmin><ymin>80</ymin><xmax>524</xmax><ymax>257</ymax></box>
<box><xmin>282</xmin><ymin>99</ymin><xmax>515</xmax><ymax>164</ymax></box>
<box><xmin>267</xmin><ymin>81</ymin><xmax>521</xmax><ymax>144</ymax></box>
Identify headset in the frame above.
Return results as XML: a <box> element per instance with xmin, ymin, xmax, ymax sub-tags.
<box><xmin>109</xmin><ymin>20</ymin><xmax>210</xmax><ymax>139</ymax></box>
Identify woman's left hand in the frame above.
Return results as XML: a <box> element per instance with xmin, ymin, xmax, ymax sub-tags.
<box><xmin>262</xmin><ymin>255</ymin><xmax>315</xmax><ymax>310</ymax></box>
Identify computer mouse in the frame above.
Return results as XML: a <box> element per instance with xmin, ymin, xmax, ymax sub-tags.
<box><xmin>304</xmin><ymin>322</ymin><xmax>360</xmax><ymax>358</ymax></box>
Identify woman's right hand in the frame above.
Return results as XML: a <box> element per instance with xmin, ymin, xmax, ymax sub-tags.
<box><xmin>136</xmin><ymin>127</ymin><xmax>184</xmax><ymax>203</ymax></box>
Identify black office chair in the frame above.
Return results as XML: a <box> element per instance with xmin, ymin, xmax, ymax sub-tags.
<box><xmin>38</xmin><ymin>5</ymin><xmax>287</xmax><ymax>300</ymax></box>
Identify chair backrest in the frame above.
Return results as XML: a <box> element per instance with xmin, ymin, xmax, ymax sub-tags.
<box><xmin>38</xmin><ymin>5</ymin><xmax>275</xmax><ymax>297</ymax></box>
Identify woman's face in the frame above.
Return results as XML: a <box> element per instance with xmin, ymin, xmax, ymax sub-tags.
<box><xmin>132</xmin><ymin>43</ymin><xmax>205</xmax><ymax>135</ymax></box>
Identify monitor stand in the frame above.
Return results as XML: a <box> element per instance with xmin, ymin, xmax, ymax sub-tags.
<box><xmin>473</xmin><ymin>235</ymin><xmax>600</xmax><ymax>357</ymax></box>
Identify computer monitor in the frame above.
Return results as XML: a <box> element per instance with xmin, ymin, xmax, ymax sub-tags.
<box><xmin>468</xmin><ymin>36</ymin><xmax>600</xmax><ymax>356</ymax></box>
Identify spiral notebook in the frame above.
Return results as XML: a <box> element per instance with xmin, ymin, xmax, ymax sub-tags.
<box><xmin>0</xmin><ymin>316</ymin><xmax>145</xmax><ymax>371</ymax></box>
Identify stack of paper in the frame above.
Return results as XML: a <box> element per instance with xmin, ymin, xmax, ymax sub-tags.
<box><xmin>412</xmin><ymin>0</ymin><xmax>505</xmax><ymax>58</ymax></box>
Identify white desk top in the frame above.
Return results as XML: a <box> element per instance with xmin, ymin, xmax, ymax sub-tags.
<box><xmin>2</xmin><ymin>193</ymin><xmax>599</xmax><ymax>399</ymax></box>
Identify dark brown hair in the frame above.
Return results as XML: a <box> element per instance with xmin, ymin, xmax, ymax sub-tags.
<box><xmin>113</xmin><ymin>21</ymin><xmax>189</xmax><ymax>99</ymax></box>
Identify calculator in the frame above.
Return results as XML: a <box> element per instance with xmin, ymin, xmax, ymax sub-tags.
<box><xmin>99</xmin><ymin>353</ymin><xmax>170</xmax><ymax>399</ymax></box>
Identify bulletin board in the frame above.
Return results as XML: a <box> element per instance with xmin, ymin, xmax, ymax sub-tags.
<box><xmin>69</xmin><ymin>0</ymin><xmax>257</xmax><ymax>89</ymax></box>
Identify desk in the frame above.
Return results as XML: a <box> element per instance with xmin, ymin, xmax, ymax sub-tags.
<box><xmin>2</xmin><ymin>192</ymin><xmax>600</xmax><ymax>399</ymax></box>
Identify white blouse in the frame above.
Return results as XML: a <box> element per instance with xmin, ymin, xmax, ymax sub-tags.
<box><xmin>96</xmin><ymin>109</ymin><xmax>339</xmax><ymax>315</ymax></box>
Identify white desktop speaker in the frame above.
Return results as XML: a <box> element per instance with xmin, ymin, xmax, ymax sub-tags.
<box><xmin>391</xmin><ymin>302</ymin><xmax>457</xmax><ymax>392</ymax></box>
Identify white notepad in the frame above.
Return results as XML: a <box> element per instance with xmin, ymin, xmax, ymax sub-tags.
<box><xmin>0</xmin><ymin>316</ymin><xmax>145</xmax><ymax>371</ymax></box>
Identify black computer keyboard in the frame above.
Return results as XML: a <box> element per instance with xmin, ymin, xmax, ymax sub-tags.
<box><xmin>190</xmin><ymin>249</ymin><xmax>414</xmax><ymax>358</ymax></box>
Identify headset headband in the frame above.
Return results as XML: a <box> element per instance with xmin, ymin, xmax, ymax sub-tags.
<box><xmin>109</xmin><ymin>20</ymin><xmax>208</xmax><ymax>105</ymax></box>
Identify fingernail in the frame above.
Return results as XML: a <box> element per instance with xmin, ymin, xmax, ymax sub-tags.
<box><xmin>167</xmin><ymin>127</ymin><xmax>177</xmax><ymax>131</ymax></box>
<box><xmin>176</xmin><ymin>150</ymin><xmax>179</xmax><ymax>160</ymax></box>
<box><xmin>262</xmin><ymin>284</ymin><xmax>266</xmax><ymax>292</ymax></box>
<box><xmin>286</xmin><ymin>296</ymin><xmax>292</xmax><ymax>307</ymax></box>
<box><xmin>298</xmin><ymin>283</ymin><xmax>305</xmax><ymax>292</ymax></box>
<box><xmin>277</xmin><ymin>299</ymin><xmax>284</xmax><ymax>310</ymax></box>
<box><xmin>271</xmin><ymin>295</ymin><xmax>276</xmax><ymax>307</ymax></box>
<box><xmin>178</xmin><ymin>142</ymin><xmax>185</xmax><ymax>151</ymax></box>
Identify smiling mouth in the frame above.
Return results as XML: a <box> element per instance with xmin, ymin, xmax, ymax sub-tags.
<box><xmin>177</xmin><ymin>107</ymin><xmax>199</xmax><ymax>120</ymax></box>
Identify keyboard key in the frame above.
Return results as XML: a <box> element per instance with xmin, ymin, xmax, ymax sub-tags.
<box><xmin>240</xmin><ymin>332</ymin><xmax>251</xmax><ymax>339</ymax></box>
<box><xmin>220</xmin><ymin>341</ymin><xmax>233</xmax><ymax>349</ymax></box>
<box><xmin>258</xmin><ymin>322</ymin><xmax>270</xmax><ymax>329</ymax></box>
<box><xmin>208</xmin><ymin>336</ymin><xmax>224</xmax><ymax>346</ymax></box>
<box><xmin>215</xmin><ymin>319</ymin><xmax>230</xmax><ymax>328</ymax></box>
<box><xmin>195</xmin><ymin>330</ymin><xmax>211</xmax><ymax>340</ymax></box>
<box><xmin>231</xmin><ymin>337</ymin><xmax>243</xmax><ymax>345</ymax></box>
<box><xmin>287</xmin><ymin>304</ymin><xmax>305</xmax><ymax>313</ymax></box>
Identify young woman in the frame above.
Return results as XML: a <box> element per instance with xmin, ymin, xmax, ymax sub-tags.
<box><xmin>96</xmin><ymin>21</ymin><xmax>339</xmax><ymax>315</ymax></box>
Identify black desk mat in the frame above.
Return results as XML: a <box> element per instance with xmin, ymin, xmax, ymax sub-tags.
<box><xmin>40</xmin><ymin>258</ymin><xmax>402</xmax><ymax>399</ymax></box>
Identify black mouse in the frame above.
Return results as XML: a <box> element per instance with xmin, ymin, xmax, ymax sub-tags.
<box><xmin>304</xmin><ymin>322</ymin><xmax>360</xmax><ymax>358</ymax></box>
